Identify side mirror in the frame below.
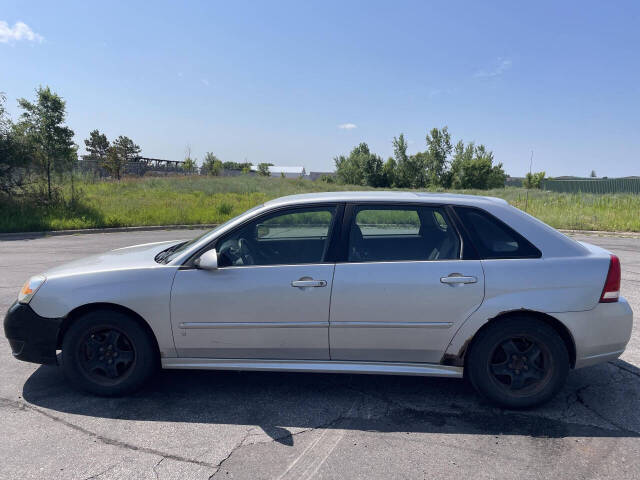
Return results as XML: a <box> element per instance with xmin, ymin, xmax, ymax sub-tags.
<box><xmin>194</xmin><ymin>249</ymin><xmax>218</xmax><ymax>270</ymax></box>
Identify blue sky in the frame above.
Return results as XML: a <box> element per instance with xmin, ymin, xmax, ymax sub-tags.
<box><xmin>2</xmin><ymin>0</ymin><xmax>639</xmax><ymax>176</ymax></box>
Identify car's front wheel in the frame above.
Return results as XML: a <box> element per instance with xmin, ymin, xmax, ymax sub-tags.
<box><xmin>62</xmin><ymin>309</ymin><xmax>157</xmax><ymax>396</ymax></box>
<box><xmin>466</xmin><ymin>316</ymin><xmax>569</xmax><ymax>408</ymax></box>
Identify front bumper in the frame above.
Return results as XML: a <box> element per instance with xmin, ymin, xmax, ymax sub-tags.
<box><xmin>3</xmin><ymin>301</ymin><xmax>63</xmax><ymax>365</ymax></box>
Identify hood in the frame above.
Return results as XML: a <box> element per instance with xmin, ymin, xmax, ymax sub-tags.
<box><xmin>42</xmin><ymin>240</ymin><xmax>184</xmax><ymax>279</ymax></box>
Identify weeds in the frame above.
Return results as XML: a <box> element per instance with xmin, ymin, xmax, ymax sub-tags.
<box><xmin>1</xmin><ymin>176</ymin><xmax>638</xmax><ymax>233</ymax></box>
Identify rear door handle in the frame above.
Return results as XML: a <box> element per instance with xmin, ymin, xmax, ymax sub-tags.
<box><xmin>291</xmin><ymin>279</ymin><xmax>327</xmax><ymax>288</ymax></box>
<box><xmin>440</xmin><ymin>275</ymin><xmax>477</xmax><ymax>285</ymax></box>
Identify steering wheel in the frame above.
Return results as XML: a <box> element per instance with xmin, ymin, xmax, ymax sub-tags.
<box><xmin>237</xmin><ymin>238</ymin><xmax>255</xmax><ymax>265</ymax></box>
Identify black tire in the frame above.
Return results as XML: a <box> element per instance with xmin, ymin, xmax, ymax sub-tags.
<box><xmin>61</xmin><ymin>309</ymin><xmax>157</xmax><ymax>396</ymax></box>
<box><xmin>466</xmin><ymin>316</ymin><xmax>569</xmax><ymax>409</ymax></box>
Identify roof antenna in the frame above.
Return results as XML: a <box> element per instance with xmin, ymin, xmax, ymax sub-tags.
<box><xmin>525</xmin><ymin>150</ymin><xmax>533</xmax><ymax>212</ymax></box>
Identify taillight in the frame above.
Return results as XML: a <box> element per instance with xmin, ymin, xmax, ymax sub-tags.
<box><xmin>599</xmin><ymin>254</ymin><xmax>621</xmax><ymax>303</ymax></box>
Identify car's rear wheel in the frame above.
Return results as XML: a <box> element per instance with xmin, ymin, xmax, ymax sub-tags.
<box><xmin>466</xmin><ymin>316</ymin><xmax>569</xmax><ymax>408</ymax></box>
<box><xmin>62</xmin><ymin>310</ymin><xmax>157</xmax><ymax>396</ymax></box>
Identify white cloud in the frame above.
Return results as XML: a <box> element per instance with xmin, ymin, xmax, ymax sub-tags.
<box><xmin>474</xmin><ymin>58</ymin><xmax>512</xmax><ymax>78</ymax></box>
<box><xmin>338</xmin><ymin>123</ymin><xmax>357</xmax><ymax>130</ymax></box>
<box><xmin>0</xmin><ymin>21</ymin><xmax>43</xmax><ymax>43</ymax></box>
<box><xmin>201</xmin><ymin>78</ymin><xmax>210</xmax><ymax>86</ymax></box>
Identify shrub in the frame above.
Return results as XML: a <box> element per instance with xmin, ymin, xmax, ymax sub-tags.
<box><xmin>217</xmin><ymin>201</ymin><xmax>233</xmax><ymax>216</ymax></box>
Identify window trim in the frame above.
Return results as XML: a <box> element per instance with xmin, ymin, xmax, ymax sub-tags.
<box><xmin>182</xmin><ymin>203</ymin><xmax>344</xmax><ymax>269</ymax></box>
<box><xmin>445</xmin><ymin>205</ymin><xmax>479</xmax><ymax>260</ymax></box>
<box><xmin>340</xmin><ymin>202</ymin><xmax>464</xmax><ymax>264</ymax></box>
<box><xmin>451</xmin><ymin>205</ymin><xmax>542</xmax><ymax>260</ymax></box>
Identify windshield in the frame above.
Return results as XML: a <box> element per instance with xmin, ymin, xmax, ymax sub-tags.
<box><xmin>155</xmin><ymin>204</ymin><xmax>265</xmax><ymax>264</ymax></box>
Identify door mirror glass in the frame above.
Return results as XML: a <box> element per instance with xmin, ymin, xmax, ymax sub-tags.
<box><xmin>195</xmin><ymin>249</ymin><xmax>218</xmax><ymax>270</ymax></box>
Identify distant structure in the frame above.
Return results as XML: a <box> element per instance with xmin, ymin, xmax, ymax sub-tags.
<box><xmin>505</xmin><ymin>176</ymin><xmax>524</xmax><ymax>187</ymax></box>
<box><xmin>78</xmin><ymin>155</ymin><xmax>185</xmax><ymax>177</ymax></box>
<box><xmin>250</xmin><ymin>165</ymin><xmax>306</xmax><ymax>178</ymax></box>
<box><xmin>307</xmin><ymin>171</ymin><xmax>336</xmax><ymax>181</ymax></box>
<box><xmin>78</xmin><ymin>155</ymin><xmax>337</xmax><ymax>181</ymax></box>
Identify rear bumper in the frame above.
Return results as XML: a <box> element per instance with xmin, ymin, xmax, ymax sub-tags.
<box><xmin>554</xmin><ymin>298</ymin><xmax>634</xmax><ymax>369</ymax></box>
<box><xmin>3</xmin><ymin>301</ymin><xmax>62</xmax><ymax>365</ymax></box>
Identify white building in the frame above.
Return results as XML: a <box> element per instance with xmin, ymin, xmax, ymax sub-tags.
<box><xmin>250</xmin><ymin>165</ymin><xmax>306</xmax><ymax>179</ymax></box>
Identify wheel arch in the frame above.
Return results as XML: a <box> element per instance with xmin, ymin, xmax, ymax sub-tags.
<box><xmin>57</xmin><ymin>302</ymin><xmax>161</xmax><ymax>362</ymax></box>
<box><xmin>444</xmin><ymin>310</ymin><xmax>577</xmax><ymax>369</ymax></box>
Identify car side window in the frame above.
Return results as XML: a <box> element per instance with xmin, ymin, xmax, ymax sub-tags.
<box><xmin>348</xmin><ymin>205</ymin><xmax>461</xmax><ymax>262</ymax></box>
<box><xmin>216</xmin><ymin>206</ymin><xmax>336</xmax><ymax>267</ymax></box>
<box><xmin>454</xmin><ymin>206</ymin><xmax>541</xmax><ymax>259</ymax></box>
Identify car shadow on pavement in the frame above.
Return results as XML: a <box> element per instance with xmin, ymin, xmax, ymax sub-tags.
<box><xmin>21</xmin><ymin>359</ymin><xmax>640</xmax><ymax>445</ymax></box>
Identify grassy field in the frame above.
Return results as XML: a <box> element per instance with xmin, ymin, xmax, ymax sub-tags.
<box><xmin>1</xmin><ymin>175</ymin><xmax>640</xmax><ymax>233</ymax></box>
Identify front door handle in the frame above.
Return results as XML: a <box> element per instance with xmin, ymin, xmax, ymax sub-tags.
<box><xmin>291</xmin><ymin>279</ymin><xmax>327</xmax><ymax>288</ymax></box>
<box><xmin>440</xmin><ymin>275</ymin><xmax>477</xmax><ymax>285</ymax></box>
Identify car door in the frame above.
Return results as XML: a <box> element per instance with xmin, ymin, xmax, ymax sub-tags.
<box><xmin>329</xmin><ymin>203</ymin><xmax>485</xmax><ymax>364</ymax></box>
<box><xmin>170</xmin><ymin>204</ymin><xmax>339</xmax><ymax>360</ymax></box>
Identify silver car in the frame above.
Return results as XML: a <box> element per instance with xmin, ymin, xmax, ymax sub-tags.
<box><xmin>4</xmin><ymin>192</ymin><xmax>633</xmax><ymax>407</ymax></box>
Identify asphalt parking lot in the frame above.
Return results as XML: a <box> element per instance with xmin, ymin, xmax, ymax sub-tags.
<box><xmin>1</xmin><ymin>229</ymin><xmax>639</xmax><ymax>480</ymax></box>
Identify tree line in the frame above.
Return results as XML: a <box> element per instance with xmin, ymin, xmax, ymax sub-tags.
<box><xmin>0</xmin><ymin>86</ymin><xmax>147</xmax><ymax>202</ymax></box>
<box><xmin>334</xmin><ymin>127</ymin><xmax>508</xmax><ymax>190</ymax></box>
<box><xmin>1</xmin><ymin>87</ymin><xmax>76</xmax><ymax>201</ymax></box>
<box><xmin>1</xmin><ymin>85</ymin><xmax>546</xmax><ymax>209</ymax></box>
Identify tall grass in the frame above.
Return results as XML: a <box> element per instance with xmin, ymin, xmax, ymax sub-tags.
<box><xmin>1</xmin><ymin>175</ymin><xmax>639</xmax><ymax>233</ymax></box>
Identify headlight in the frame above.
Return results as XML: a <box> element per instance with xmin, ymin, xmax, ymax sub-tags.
<box><xmin>18</xmin><ymin>275</ymin><xmax>46</xmax><ymax>304</ymax></box>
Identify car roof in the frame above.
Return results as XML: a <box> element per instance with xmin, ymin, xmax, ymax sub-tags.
<box><xmin>170</xmin><ymin>190</ymin><xmax>588</xmax><ymax>264</ymax></box>
<box><xmin>263</xmin><ymin>191</ymin><xmax>509</xmax><ymax>208</ymax></box>
<box><xmin>260</xmin><ymin>191</ymin><xmax>586</xmax><ymax>258</ymax></box>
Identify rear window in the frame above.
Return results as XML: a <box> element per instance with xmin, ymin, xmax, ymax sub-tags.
<box><xmin>454</xmin><ymin>207</ymin><xmax>541</xmax><ymax>259</ymax></box>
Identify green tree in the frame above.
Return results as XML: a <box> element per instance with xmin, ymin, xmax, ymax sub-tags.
<box><xmin>410</xmin><ymin>151</ymin><xmax>430</xmax><ymax>188</ymax></box>
<box><xmin>0</xmin><ymin>93</ymin><xmax>31</xmax><ymax>194</ymax></box>
<box><xmin>483</xmin><ymin>148</ymin><xmax>507</xmax><ymax>189</ymax></box>
<box><xmin>590</xmin><ymin>170</ymin><xmax>597</xmax><ymax>178</ymax></box>
<box><xmin>425</xmin><ymin>126</ymin><xmax>452</xmax><ymax>187</ymax></box>
<box><xmin>523</xmin><ymin>170</ymin><xmax>546</xmax><ymax>189</ymax></box>
<box><xmin>393</xmin><ymin>134</ymin><xmax>427</xmax><ymax>188</ymax></box>
<box><xmin>382</xmin><ymin>157</ymin><xmax>397</xmax><ymax>187</ymax></box>
<box><xmin>334</xmin><ymin>143</ymin><xmax>384</xmax><ymax>187</ymax></box>
<box><xmin>17</xmin><ymin>86</ymin><xmax>77</xmax><ymax>201</ymax></box>
<box><xmin>182</xmin><ymin>157</ymin><xmax>197</xmax><ymax>174</ymax></box>
<box><xmin>319</xmin><ymin>174</ymin><xmax>335</xmax><ymax>183</ymax></box>
<box><xmin>222</xmin><ymin>161</ymin><xmax>251</xmax><ymax>171</ymax></box>
<box><xmin>257</xmin><ymin>163</ymin><xmax>271</xmax><ymax>176</ymax></box>
<box><xmin>335</xmin><ymin>143</ymin><xmax>365</xmax><ymax>185</ymax></box>
<box><xmin>103</xmin><ymin>145</ymin><xmax>124</xmax><ymax>179</ymax></box>
<box><xmin>181</xmin><ymin>145</ymin><xmax>197</xmax><ymax>174</ymax></box>
<box><xmin>334</xmin><ymin>153</ymin><xmax>359</xmax><ymax>184</ymax></box>
<box><xmin>201</xmin><ymin>152</ymin><xmax>223</xmax><ymax>175</ymax></box>
<box><xmin>84</xmin><ymin>129</ymin><xmax>110</xmax><ymax>162</ymax></box>
<box><xmin>392</xmin><ymin>134</ymin><xmax>409</xmax><ymax>187</ymax></box>
<box><xmin>362</xmin><ymin>152</ymin><xmax>384</xmax><ymax>187</ymax></box>
<box><xmin>449</xmin><ymin>140</ymin><xmax>473</xmax><ymax>188</ymax></box>
<box><xmin>105</xmin><ymin>135</ymin><xmax>141</xmax><ymax>179</ymax></box>
<box><xmin>449</xmin><ymin>141</ymin><xmax>506</xmax><ymax>189</ymax></box>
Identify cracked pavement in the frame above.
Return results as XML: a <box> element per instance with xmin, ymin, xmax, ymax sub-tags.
<box><xmin>0</xmin><ymin>229</ymin><xmax>639</xmax><ymax>479</ymax></box>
